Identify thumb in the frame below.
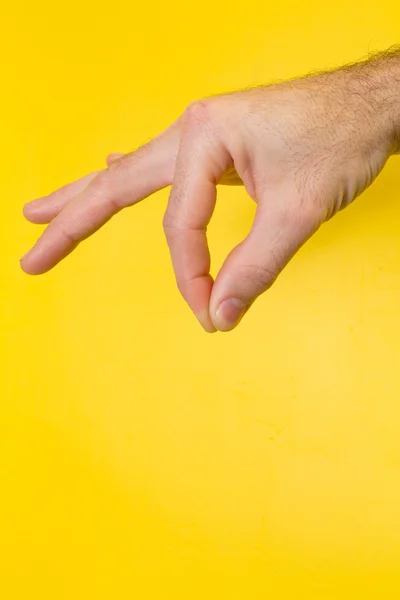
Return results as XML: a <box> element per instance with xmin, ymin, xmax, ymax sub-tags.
<box><xmin>210</xmin><ymin>193</ymin><xmax>321</xmax><ymax>331</ymax></box>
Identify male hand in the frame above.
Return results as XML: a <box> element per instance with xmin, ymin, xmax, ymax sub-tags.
<box><xmin>21</xmin><ymin>49</ymin><xmax>400</xmax><ymax>332</ymax></box>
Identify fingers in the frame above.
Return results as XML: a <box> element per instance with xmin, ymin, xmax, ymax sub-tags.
<box><xmin>23</xmin><ymin>155</ymin><xmax>130</xmax><ymax>225</ymax></box>
<box><xmin>210</xmin><ymin>190</ymin><xmax>322</xmax><ymax>331</ymax></box>
<box><xmin>163</xmin><ymin>104</ymin><xmax>231</xmax><ymax>333</ymax></box>
<box><xmin>23</xmin><ymin>171</ymin><xmax>101</xmax><ymax>224</ymax></box>
<box><xmin>21</xmin><ymin>125</ymin><xmax>180</xmax><ymax>275</ymax></box>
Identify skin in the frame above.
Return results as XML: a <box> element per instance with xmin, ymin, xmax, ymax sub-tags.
<box><xmin>21</xmin><ymin>48</ymin><xmax>400</xmax><ymax>332</ymax></box>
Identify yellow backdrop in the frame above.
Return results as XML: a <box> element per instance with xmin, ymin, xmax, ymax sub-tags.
<box><xmin>1</xmin><ymin>1</ymin><xmax>400</xmax><ymax>598</ymax></box>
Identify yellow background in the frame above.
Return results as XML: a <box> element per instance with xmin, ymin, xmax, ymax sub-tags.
<box><xmin>1</xmin><ymin>1</ymin><xmax>400</xmax><ymax>598</ymax></box>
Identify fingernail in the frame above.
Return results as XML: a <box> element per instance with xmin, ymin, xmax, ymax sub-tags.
<box><xmin>215</xmin><ymin>298</ymin><xmax>246</xmax><ymax>331</ymax></box>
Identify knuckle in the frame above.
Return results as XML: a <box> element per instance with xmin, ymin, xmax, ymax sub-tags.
<box><xmin>58</xmin><ymin>221</ymin><xmax>78</xmax><ymax>244</ymax></box>
<box><xmin>93</xmin><ymin>168</ymin><xmax>111</xmax><ymax>188</ymax></box>
<box><xmin>90</xmin><ymin>169</ymin><xmax>123</xmax><ymax>212</ymax></box>
<box><xmin>90</xmin><ymin>169</ymin><xmax>114</xmax><ymax>199</ymax></box>
<box><xmin>175</xmin><ymin>275</ymin><xmax>187</xmax><ymax>298</ymax></box>
<box><xmin>183</xmin><ymin>99</ymin><xmax>212</xmax><ymax>128</ymax></box>
<box><xmin>162</xmin><ymin>210</ymin><xmax>179</xmax><ymax>238</ymax></box>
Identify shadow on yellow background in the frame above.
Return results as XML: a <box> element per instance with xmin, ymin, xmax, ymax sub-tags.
<box><xmin>1</xmin><ymin>1</ymin><xmax>400</xmax><ymax>598</ymax></box>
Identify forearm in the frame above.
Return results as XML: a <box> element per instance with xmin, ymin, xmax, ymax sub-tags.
<box><xmin>333</xmin><ymin>46</ymin><xmax>400</xmax><ymax>154</ymax></box>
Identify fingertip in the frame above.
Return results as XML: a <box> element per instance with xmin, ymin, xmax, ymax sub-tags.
<box><xmin>196</xmin><ymin>308</ymin><xmax>217</xmax><ymax>333</ymax></box>
<box><xmin>23</xmin><ymin>203</ymin><xmax>50</xmax><ymax>224</ymax></box>
<box><xmin>212</xmin><ymin>298</ymin><xmax>248</xmax><ymax>332</ymax></box>
<box><xmin>20</xmin><ymin>245</ymin><xmax>41</xmax><ymax>274</ymax></box>
<box><xmin>19</xmin><ymin>238</ymin><xmax>62</xmax><ymax>275</ymax></box>
<box><xmin>183</xmin><ymin>275</ymin><xmax>216</xmax><ymax>333</ymax></box>
<box><xmin>19</xmin><ymin>254</ymin><xmax>37</xmax><ymax>275</ymax></box>
<box><xmin>20</xmin><ymin>257</ymin><xmax>49</xmax><ymax>276</ymax></box>
<box><xmin>23</xmin><ymin>197</ymin><xmax>53</xmax><ymax>222</ymax></box>
<box><xmin>23</xmin><ymin>200</ymin><xmax>38</xmax><ymax>218</ymax></box>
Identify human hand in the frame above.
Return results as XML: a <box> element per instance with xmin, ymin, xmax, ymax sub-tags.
<box><xmin>21</xmin><ymin>49</ymin><xmax>400</xmax><ymax>332</ymax></box>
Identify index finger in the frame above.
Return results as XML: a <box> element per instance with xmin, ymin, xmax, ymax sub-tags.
<box><xmin>21</xmin><ymin>124</ymin><xmax>180</xmax><ymax>275</ymax></box>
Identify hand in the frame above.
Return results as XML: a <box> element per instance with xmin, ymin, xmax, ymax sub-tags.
<box><xmin>21</xmin><ymin>50</ymin><xmax>400</xmax><ymax>332</ymax></box>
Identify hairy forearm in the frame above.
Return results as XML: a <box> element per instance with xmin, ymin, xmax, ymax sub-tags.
<box><xmin>331</xmin><ymin>46</ymin><xmax>400</xmax><ymax>154</ymax></box>
<box><xmin>275</xmin><ymin>46</ymin><xmax>400</xmax><ymax>158</ymax></box>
